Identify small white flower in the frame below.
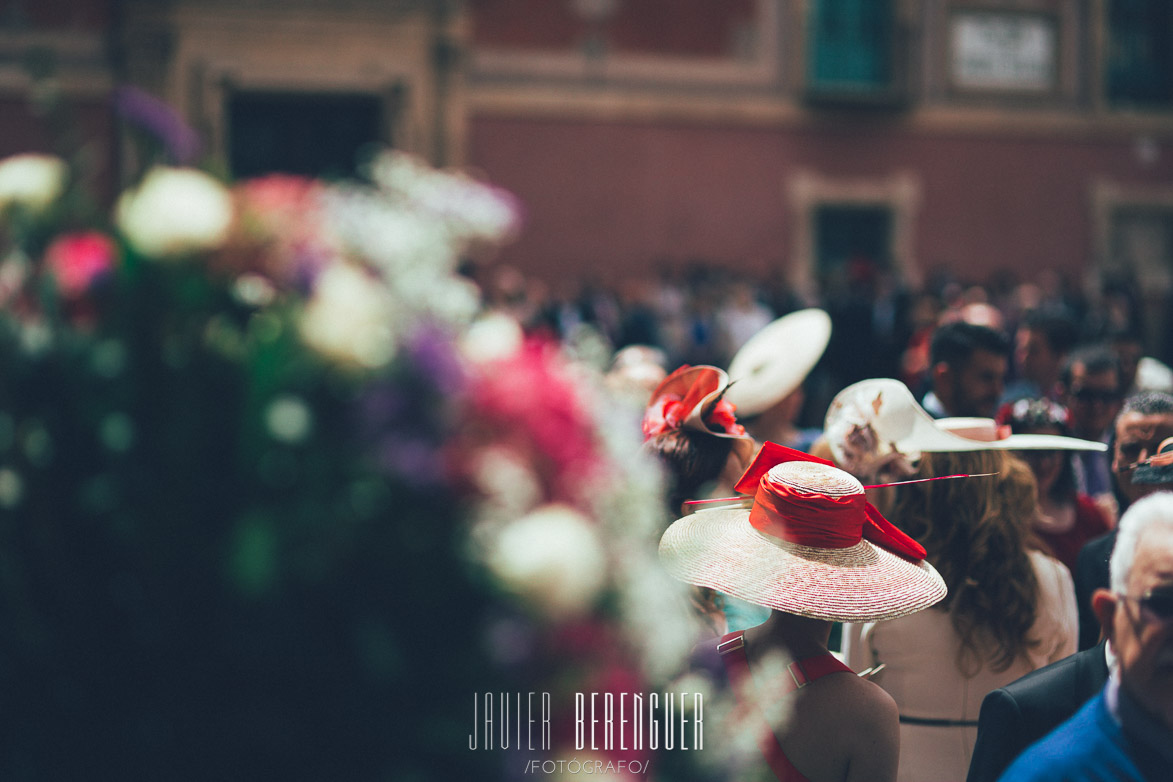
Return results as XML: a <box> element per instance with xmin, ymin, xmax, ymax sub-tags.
<box><xmin>459</xmin><ymin>311</ymin><xmax>523</xmax><ymax>364</ymax></box>
<box><xmin>486</xmin><ymin>504</ymin><xmax>607</xmax><ymax>618</ymax></box>
<box><xmin>471</xmin><ymin>446</ymin><xmax>543</xmax><ymax>518</ymax></box>
<box><xmin>0</xmin><ymin>153</ymin><xmax>67</xmax><ymax>214</ymax></box>
<box><xmin>115</xmin><ymin>167</ymin><xmax>233</xmax><ymax>258</ymax></box>
<box><xmin>265</xmin><ymin>395</ymin><xmax>313</xmax><ymax>443</ymax></box>
<box><xmin>299</xmin><ymin>263</ymin><xmax>396</xmax><ymax>369</ymax></box>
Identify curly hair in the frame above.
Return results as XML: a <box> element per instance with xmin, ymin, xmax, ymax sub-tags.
<box><xmin>888</xmin><ymin>449</ymin><xmax>1041</xmax><ymax>674</ymax></box>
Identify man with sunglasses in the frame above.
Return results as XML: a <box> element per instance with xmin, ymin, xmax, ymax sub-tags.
<box><xmin>998</xmin><ymin>491</ymin><xmax>1173</xmax><ymax>781</ymax></box>
<box><xmin>1060</xmin><ymin>346</ymin><xmax>1124</xmax><ymax>514</ymax></box>
<box><xmin>1075</xmin><ymin>391</ymin><xmax>1173</xmax><ymax>649</ymax></box>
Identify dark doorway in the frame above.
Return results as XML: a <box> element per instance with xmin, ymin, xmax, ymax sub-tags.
<box><xmin>811</xmin><ymin>204</ymin><xmax>895</xmax><ymax>408</ymax></box>
<box><xmin>814</xmin><ymin>204</ymin><xmax>892</xmax><ymax>288</ymax></box>
<box><xmin>228</xmin><ymin>91</ymin><xmax>384</xmax><ymax>180</ymax></box>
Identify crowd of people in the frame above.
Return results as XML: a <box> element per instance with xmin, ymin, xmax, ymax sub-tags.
<box><xmin>494</xmin><ymin>257</ymin><xmax>1173</xmax><ymax>782</ymax></box>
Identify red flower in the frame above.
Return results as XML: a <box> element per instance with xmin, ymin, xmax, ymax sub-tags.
<box><xmin>641</xmin><ymin>394</ymin><xmax>685</xmax><ymax>439</ymax></box>
<box><xmin>708</xmin><ymin>398</ymin><xmax>747</xmax><ymax>437</ymax></box>
<box><xmin>44</xmin><ymin>232</ymin><xmax>115</xmax><ymax>298</ymax></box>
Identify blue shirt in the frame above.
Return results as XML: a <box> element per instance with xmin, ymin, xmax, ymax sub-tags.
<box><xmin>998</xmin><ymin>680</ymin><xmax>1172</xmax><ymax>782</ymax></box>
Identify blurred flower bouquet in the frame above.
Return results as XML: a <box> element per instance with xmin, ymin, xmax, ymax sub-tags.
<box><xmin>0</xmin><ymin>146</ymin><xmax>699</xmax><ymax>780</ymax></box>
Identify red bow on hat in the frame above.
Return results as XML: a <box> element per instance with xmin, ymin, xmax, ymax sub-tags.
<box><xmin>733</xmin><ymin>442</ymin><xmax>927</xmax><ymax>562</ymax></box>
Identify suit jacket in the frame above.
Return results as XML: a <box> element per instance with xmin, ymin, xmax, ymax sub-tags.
<box><xmin>1075</xmin><ymin>531</ymin><xmax>1116</xmax><ymax>650</ymax></box>
<box><xmin>966</xmin><ymin>643</ymin><xmax>1109</xmax><ymax>782</ymax></box>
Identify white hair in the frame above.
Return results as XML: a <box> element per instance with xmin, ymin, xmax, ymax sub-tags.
<box><xmin>1110</xmin><ymin>491</ymin><xmax>1173</xmax><ymax>593</ymax></box>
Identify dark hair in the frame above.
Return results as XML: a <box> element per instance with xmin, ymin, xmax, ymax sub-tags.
<box><xmin>1022</xmin><ymin>307</ymin><xmax>1079</xmax><ymax>355</ymax></box>
<box><xmin>1060</xmin><ymin>344</ymin><xmax>1120</xmax><ymax>388</ymax></box>
<box><xmin>930</xmin><ymin>321</ymin><xmax>1010</xmax><ymax>368</ymax></box>
<box><xmin>645</xmin><ymin>428</ymin><xmax>734</xmax><ymax>514</ymax></box>
<box><xmin>1108</xmin><ymin>391</ymin><xmax>1173</xmax><ymax>512</ymax></box>
<box><xmin>1119</xmin><ymin>390</ymin><xmax>1173</xmax><ymax>419</ymax></box>
<box><xmin>1107</xmin><ymin>325</ymin><xmax>1144</xmax><ymax>347</ymax></box>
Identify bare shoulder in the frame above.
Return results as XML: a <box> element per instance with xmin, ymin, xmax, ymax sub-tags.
<box><xmin>817</xmin><ymin>674</ymin><xmax>899</xmax><ymax>782</ymax></box>
<box><xmin>820</xmin><ymin>672</ymin><xmax>898</xmax><ymax>727</ymax></box>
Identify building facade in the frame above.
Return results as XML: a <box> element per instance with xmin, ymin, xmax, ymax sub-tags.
<box><xmin>2</xmin><ymin>0</ymin><xmax>1172</xmax><ymax>332</ymax></box>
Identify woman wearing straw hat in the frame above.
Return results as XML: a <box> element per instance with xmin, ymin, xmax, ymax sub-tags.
<box><xmin>824</xmin><ymin>379</ymin><xmax>1104</xmax><ymax>782</ymax></box>
<box><xmin>660</xmin><ymin>443</ymin><xmax>948</xmax><ymax>782</ymax></box>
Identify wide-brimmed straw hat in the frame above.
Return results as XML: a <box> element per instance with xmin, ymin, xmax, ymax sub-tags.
<box><xmin>725</xmin><ymin>309</ymin><xmax>832</xmax><ymax>417</ymax></box>
<box><xmin>659</xmin><ymin>443</ymin><xmax>947</xmax><ymax>622</ymax></box>
<box><xmin>643</xmin><ymin>364</ymin><xmax>757</xmax><ymax>463</ymax></box>
<box><xmin>824</xmin><ymin>378</ymin><xmax>1107</xmax><ymax>480</ymax></box>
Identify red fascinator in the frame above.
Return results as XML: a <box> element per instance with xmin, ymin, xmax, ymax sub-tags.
<box><xmin>642</xmin><ymin>365</ymin><xmax>749</xmax><ymax>441</ymax></box>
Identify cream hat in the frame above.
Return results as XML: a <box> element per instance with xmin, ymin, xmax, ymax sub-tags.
<box><xmin>824</xmin><ymin>378</ymin><xmax>1107</xmax><ymax>481</ymax></box>
<box><xmin>725</xmin><ymin>309</ymin><xmax>832</xmax><ymax>417</ymax></box>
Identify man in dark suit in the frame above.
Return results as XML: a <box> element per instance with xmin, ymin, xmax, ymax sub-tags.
<box><xmin>1074</xmin><ymin>390</ymin><xmax>1173</xmax><ymax>649</ymax></box>
<box><xmin>1075</xmin><ymin>531</ymin><xmax>1116</xmax><ymax>650</ymax></box>
<box><xmin>966</xmin><ymin>642</ymin><xmax>1110</xmax><ymax>782</ymax></box>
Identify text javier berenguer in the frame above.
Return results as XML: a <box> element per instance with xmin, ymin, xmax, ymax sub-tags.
<box><xmin>469</xmin><ymin>692</ymin><xmax>703</xmax><ymax>751</ymax></box>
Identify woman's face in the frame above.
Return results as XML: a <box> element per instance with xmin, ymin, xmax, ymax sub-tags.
<box><xmin>1014</xmin><ymin>424</ymin><xmax>1064</xmax><ymax>495</ymax></box>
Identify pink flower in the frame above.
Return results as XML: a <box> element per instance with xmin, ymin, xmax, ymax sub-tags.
<box><xmin>216</xmin><ymin>175</ymin><xmax>333</xmax><ymax>286</ymax></box>
<box><xmin>459</xmin><ymin>339</ymin><xmax>603</xmax><ymax>505</ymax></box>
<box><xmin>44</xmin><ymin>232</ymin><xmax>115</xmax><ymax>298</ymax></box>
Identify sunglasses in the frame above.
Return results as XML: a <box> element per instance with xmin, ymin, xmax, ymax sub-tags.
<box><xmin>1070</xmin><ymin>387</ymin><xmax>1122</xmax><ymax>404</ymax></box>
<box><xmin>1118</xmin><ymin>586</ymin><xmax>1173</xmax><ymax>622</ymax></box>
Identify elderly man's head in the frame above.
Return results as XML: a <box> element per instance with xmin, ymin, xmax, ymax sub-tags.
<box><xmin>1093</xmin><ymin>492</ymin><xmax>1173</xmax><ymax>729</ymax></box>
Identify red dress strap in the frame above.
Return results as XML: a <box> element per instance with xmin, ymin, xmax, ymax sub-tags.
<box><xmin>716</xmin><ymin>631</ymin><xmax>852</xmax><ymax>782</ymax></box>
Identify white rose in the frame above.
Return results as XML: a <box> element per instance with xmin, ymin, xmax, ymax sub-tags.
<box><xmin>115</xmin><ymin>166</ymin><xmax>233</xmax><ymax>258</ymax></box>
<box><xmin>459</xmin><ymin>311</ymin><xmax>523</xmax><ymax>364</ymax></box>
<box><xmin>486</xmin><ymin>504</ymin><xmax>607</xmax><ymax>618</ymax></box>
<box><xmin>0</xmin><ymin>153</ymin><xmax>67</xmax><ymax>214</ymax></box>
<box><xmin>299</xmin><ymin>263</ymin><xmax>396</xmax><ymax>368</ymax></box>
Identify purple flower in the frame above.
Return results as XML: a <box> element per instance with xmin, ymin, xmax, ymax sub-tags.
<box><xmin>114</xmin><ymin>86</ymin><xmax>202</xmax><ymax>166</ymax></box>
<box><xmin>407</xmin><ymin>323</ymin><xmax>467</xmax><ymax>396</ymax></box>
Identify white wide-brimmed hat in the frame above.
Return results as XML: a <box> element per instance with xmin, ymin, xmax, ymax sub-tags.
<box><xmin>659</xmin><ymin>443</ymin><xmax>947</xmax><ymax>622</ymax></box>
<box><xmin>824</xmin><ymin>378</ymin><xmax>1107</xmax><ymax>480</ymax></box>
<box><xmin>643</xmin><ymin>364</ymin><xmax>757</xmax><ymax>463</ymax></box>
<box><xmin>725</xmin><ymin>309</ymin><xmax>832</xmax><ymax>417</ymax></box>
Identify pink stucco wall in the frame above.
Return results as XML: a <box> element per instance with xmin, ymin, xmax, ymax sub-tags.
<box><xmin>467</xmin><ymin>114</ymin><xmax>1173</xmax><ymax>288</ymax></box>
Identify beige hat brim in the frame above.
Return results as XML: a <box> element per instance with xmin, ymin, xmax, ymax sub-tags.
<box><xmin>726</xmin><ymin>309</ymin><xmax>832</xmax><ymax>417</ymax></box>
<box><xmin>658</xmin><ymin>506</ymin><xmax>947</xmax><ymax>623</ymax></box>
<box><xmin>826</xmin><ymin>379</ymin><xmax>1106</xmax><ymax>467</ymax></box>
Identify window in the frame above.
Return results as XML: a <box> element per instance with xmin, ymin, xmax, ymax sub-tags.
<box><xmin>228</xmin><ymin>92</ymin><xmax>385</xmax><ymax>179</ymax></box>
<box><xmin>814</xmin><ymin>205</ymin><xmax>892</xmax><ymax>285</ymax></box>
<box><xmin>807</xmin><ymin>0</ymin><xmax>895</xmax><ymax>94</ymax></box>
<box><xmin>1105</xmin><ymin>0</ymin><xmax>1173</xmax><ymax>109</ymax></box>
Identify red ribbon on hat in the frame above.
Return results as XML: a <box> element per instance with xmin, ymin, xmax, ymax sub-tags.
<box><xmin>734</xmin><ymin>442</ymin><xmax>927</xmax><ymax>562</ymax></box>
